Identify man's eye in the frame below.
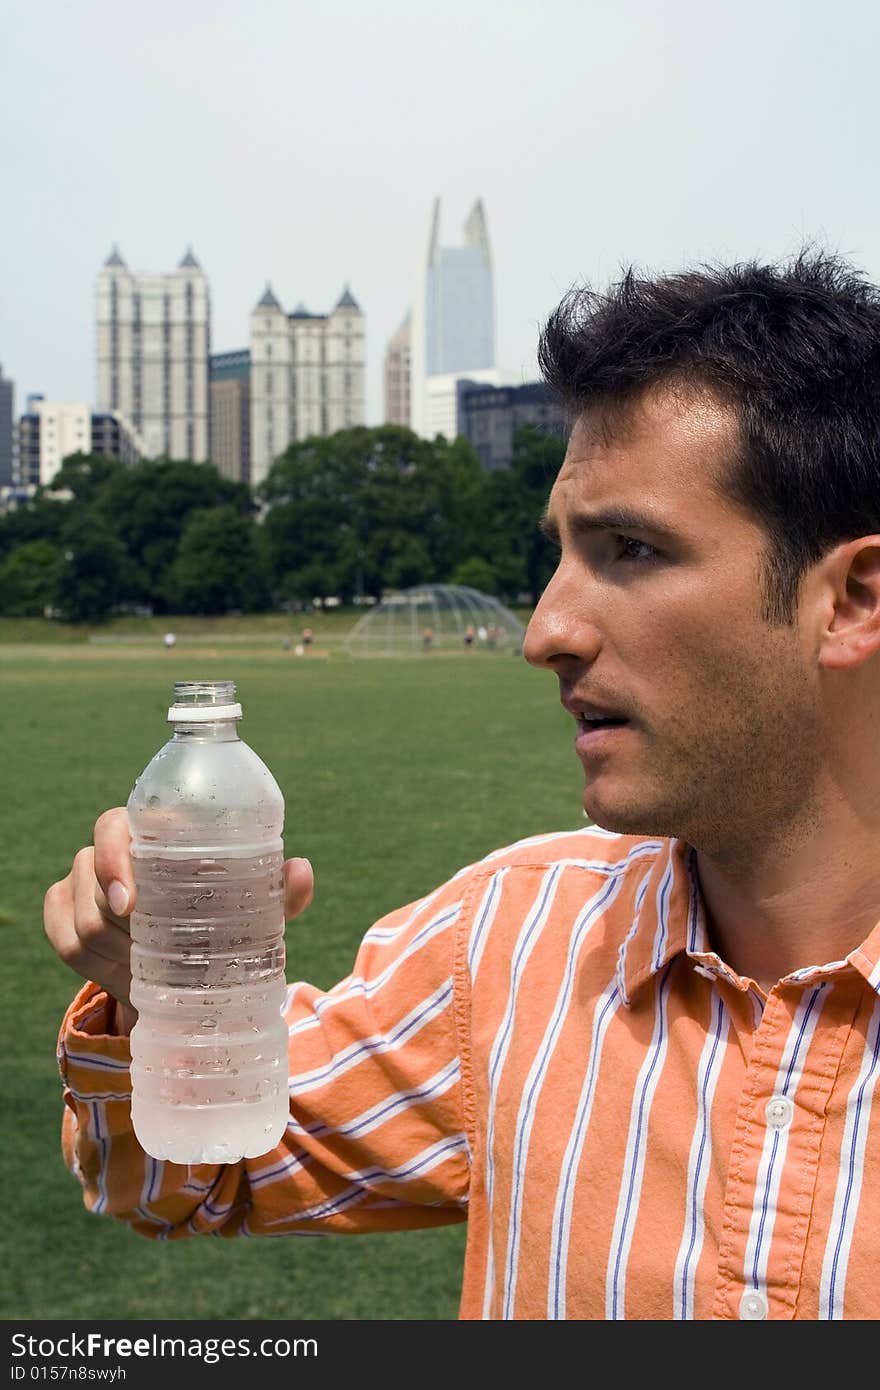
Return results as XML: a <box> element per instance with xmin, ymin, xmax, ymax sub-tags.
<box><xmin>614</xmin><ymin>534</ymin><xmax>657</xmax><ymax>561</ymax></box>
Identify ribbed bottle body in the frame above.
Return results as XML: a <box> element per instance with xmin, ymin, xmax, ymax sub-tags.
<box><xmin>126</xmin><ymin>687</ymin><xmax>288</xmax><ymax>1163</ymax></box>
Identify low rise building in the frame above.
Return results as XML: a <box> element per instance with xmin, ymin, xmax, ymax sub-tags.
<box><xmin>16</xmin><ymin>399</ymin><xmax>144</xmax><ymax>487</ymax></box>
<box><xmin>456</xmin><ymin>379</ymin><xmax>568</xmax><ymax>470</ymax></box>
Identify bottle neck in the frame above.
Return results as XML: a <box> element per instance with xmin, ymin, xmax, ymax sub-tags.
<box><xmin>170</xmin><ymin>721</ymin><xmax>240</xmax><ymax>742</ymax></box>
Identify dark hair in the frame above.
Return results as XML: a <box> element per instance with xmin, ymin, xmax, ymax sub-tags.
<box><xmin>537</xmin><ymin>248</ymin><xmax>880</xmax><ymax>623</ymax></box>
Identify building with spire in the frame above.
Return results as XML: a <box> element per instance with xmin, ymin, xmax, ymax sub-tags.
<box><xmin>249</xmin><ymin>282</ymin><xmax>365</xmax><ymax>485</ymax></box>
<box><xmin>95</xmin><ymin>245</ymin><xmax>210</xmax><ymax>461</ymax></box>
<box><xmin>409</xmin><ymin>197</ymin><xmax>496</xmax><ymax>438</ymax></box>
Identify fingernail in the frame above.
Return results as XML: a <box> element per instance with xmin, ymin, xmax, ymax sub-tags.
<box><xmin>108</xmin><ymin>881</ymin><xmax>129</xmax><ymax>915</ymax></box>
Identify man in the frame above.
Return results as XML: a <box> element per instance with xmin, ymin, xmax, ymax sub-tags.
<box><xmin>45</xmin><ymin>251</ymin><xmax>880</xmax><ymax>1319</ymax></box>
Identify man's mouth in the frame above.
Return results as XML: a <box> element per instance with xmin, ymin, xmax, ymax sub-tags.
<box><xmin>574</xmin><ymin>715</ymin><xmax>631</xmax><ymax>754</ymax></box>
<box><xmin>577</xmin><ymin>715</ymin><xmax>628</xmax><ymax>730</ymax></box>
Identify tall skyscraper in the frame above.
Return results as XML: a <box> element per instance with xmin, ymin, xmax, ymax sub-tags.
<box><xmin>0</xmin><ymin>364</ymin><xmax>13</xmax><ymax>488</ymax></box>
<box><xmin>95</xmin><ymin>245</ymin><xmax>210</xmax><ymax>462</ymax></box>
<box><xmin>409</xmin><ymin>197</ymin><xmax>495</xmax><ymax>437</ymax></box>
<box><xmin>249</xmin><ymin>284</ymin><xmax>366</xmax><ymax>486</ymax></box>
<box><xmin>210</xmin><ymin>350</ymin><xmax>251</xmax><ymax>483</ymax></box>
<box><xmin>383</xmin><ymin>310</ymin><xmax>411</xmax><ymax>426</ymax></box>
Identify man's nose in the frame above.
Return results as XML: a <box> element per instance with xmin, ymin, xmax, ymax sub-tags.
<box><xmin>523</xmin><ymin>566</ymin><xmax>602</xmax><ymax>669</ymax></box>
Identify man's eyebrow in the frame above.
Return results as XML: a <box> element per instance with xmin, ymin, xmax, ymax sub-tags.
<box><xmin>539</xmin><ymin>507</ymin><xmax>679</xmax><ymax>543</ymax></box>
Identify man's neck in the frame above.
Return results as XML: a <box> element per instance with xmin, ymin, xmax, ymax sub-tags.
<box><xmin>693</xmin><ymin>810</ymin><xmax>880</xmax><ymax>992</ymax></box>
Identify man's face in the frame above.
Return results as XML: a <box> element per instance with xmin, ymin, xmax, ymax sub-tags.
<box><xmin>523</xmin><ymin>388</ymin><xmax>827</xmax><ymax>852</ymax></box>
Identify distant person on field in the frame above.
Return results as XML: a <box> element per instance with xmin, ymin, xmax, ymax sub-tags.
<box><xmin>301</xmin><ymin>626</ymin><xmax>314</xmax><ymax>652</ymax></box>
<box><xmin>463</xmin><ymin>624</ymin><xmax>476</xmax><ymax>649</ymax></box>
<box><xmin>422</xmin><ymin>626</ymin><xmax>434</xmax><ymax>651</ymax></box>
<box><xmin>45</xmin><ymin>250</ymin><xmax>880</xmax><ymax>1319</ymax></box>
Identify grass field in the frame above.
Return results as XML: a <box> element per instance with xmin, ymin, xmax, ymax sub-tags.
<box><xmin>0</xmin><ymin>622</ymin><xmax>586</xmax><ymax>1320</ymax></box>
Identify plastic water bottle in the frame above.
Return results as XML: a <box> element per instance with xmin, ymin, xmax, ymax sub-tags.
<box><xmin>127</xmin><ymin>680</ymin><xmax>289</xmax><ymax>1163</ymax></box>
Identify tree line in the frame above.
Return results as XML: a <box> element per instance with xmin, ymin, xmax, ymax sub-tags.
<box><xmin>0</xmin><ymin>424</ymin><xmax>565</xmax><ymax>621</ymax></box>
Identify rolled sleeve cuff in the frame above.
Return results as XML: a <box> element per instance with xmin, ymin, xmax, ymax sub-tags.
<box><xmin>57</xmin><ymin>981</ymin><xmax>133</xmax><ymax>1103</ymax></box>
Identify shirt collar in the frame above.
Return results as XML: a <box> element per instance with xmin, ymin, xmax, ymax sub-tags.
<box><xmin>616</xmin><ymin>839</ymin><xmax>707</xmax><ymax>1008</ymax></box>
<box><xmin>615</xmin><ymin>837</ymin><xmax>880</xmax><ymax>1005</ymax></box>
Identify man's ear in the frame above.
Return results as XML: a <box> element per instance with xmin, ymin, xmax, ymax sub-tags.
<box><xmin>817</xmin><ymin>537</ymin><xmax>880</xmax><ymax>670</ymax></box>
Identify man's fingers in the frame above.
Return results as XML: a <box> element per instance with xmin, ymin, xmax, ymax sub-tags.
<box><xmin>43</xmin><ymin>873</ymin><xmax>133</xmax><ymax>1005</ymax></box>
<box><xmin>92</xmin><ymin>806</ymin><xmax>136</xmax><ymax>917</ymax></box>
<box><xmin>74</xmin><ymin>852</ymin><xmax>133</xmax><ymax>965</ymax></box>
<box><xmin>283</xmin><ymin>857</ymin><xmax>314</xmax><ymax>919</ymax></box>
<box><xmin>94</xmin><ymin>880</ymin><xmax>132</xmax><ymax>933</ymax></box>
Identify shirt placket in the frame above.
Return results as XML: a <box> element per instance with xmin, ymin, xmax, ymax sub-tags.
<box><xmin>711</xmin><ymin>972</ymin><xmax>859</xmax><ymax>1320</ymax></box>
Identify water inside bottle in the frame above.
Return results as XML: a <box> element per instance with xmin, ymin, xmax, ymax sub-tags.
<box><xmin>129</xmin><ymin>849</ymin><xmax>289</xmax><ymax>1162</ymax></box>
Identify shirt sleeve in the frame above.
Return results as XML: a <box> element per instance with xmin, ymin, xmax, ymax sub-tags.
<box><xmin>57</xmin><ymin>865</ymin><xmax>479</xmax><ymax>1240</ymax></box>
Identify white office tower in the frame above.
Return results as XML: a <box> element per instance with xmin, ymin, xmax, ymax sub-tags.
<box><xmin>249</xmin><ymin>284</ymin><xmax>366</xmax><ymax>487</ymax></box>
<box><xmin>95</xmin><ymin>246</ymin><xmax>210</xmax><ymax>462</ymax></box>
<box><xmin>410</xmin><ymin>197</ymin><xmax>495</xmax><ymax>438</ymax></box>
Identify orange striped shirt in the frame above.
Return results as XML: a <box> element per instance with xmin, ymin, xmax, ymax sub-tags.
<box><xmin>58</xmin><ymin>827</ymin><xmax>880</xmax><ymax>1320</ymax></box>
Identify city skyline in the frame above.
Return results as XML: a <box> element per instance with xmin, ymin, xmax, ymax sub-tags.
<box><xmin>6</xmin><ymin>2</ymin><xmax>880</xmax><ymax>429</ymax></box>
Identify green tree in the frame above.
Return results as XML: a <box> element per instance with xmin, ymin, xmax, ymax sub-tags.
<box><xmin>91</xmin><ymin>458</ymin><xmax>254</xmax><ymax>610</ymax></box>
<box><xmin>278</xmin><ymin>559</ymin><xmax>343</xmax><ymax>606</ymax></box>
<box><xmin>260</xmin><ymin>426</ymin><xmax>492</xmax><ymax>600</ymax></box>
<box><xmin>0</xmin><ymin>495</ymin><xmax>69</xmax><ymax>562</ymax></box>
<box><xmin>54</xmin><ymin>511</ymin><xmax>129</xmax><ymax>623</ymax></box>
<box><xmin>42</xmin><ymin>452</ymin><xmax>125</xmax><ymax>507</ymax></box>
<box><xmin>261</xmin><ymin>426</ymin><xmax>436</xmax><ymax>601</ymax></box>
<box><xmin>449</xmin><ymin>555</ymin><xmax>497</xmax><ymax>595</ymax></box>
<box><xmin>170</xmin><ymin>506</ymin><xmax>269</xmax><ymax>615</ymax></box>
<box><xmin>0</xmin><ymin>540</ymin><xmax>64</xmax><ymax>616</ymax></box>
<box><xmin>414</xmin><ymin>435</ymin><xmax>490</xmax><ymax>582</ymax></box>
<box><xmin>486</xmin><ymin>424</ymin><xmax>565</xmax><ymax>603</ymax></box>
<box><xmin>383</xmin><ymin>534</ymin><xmax>433</xmax><ymax>589</ymax></box>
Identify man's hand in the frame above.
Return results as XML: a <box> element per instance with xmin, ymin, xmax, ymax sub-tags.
<box><xmin>43</xmin><ymin>806</ymin><xmax>315</xmax><ymax>1037</ymax></box>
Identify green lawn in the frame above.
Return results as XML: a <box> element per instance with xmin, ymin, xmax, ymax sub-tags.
<box><xmin>0</xmin><ymin>630</ymin><xmax>585</xmax><ymax>1320</ymax></box>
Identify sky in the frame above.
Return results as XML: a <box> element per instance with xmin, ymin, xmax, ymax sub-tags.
<box><xmin>4</xmin><ymin>0</ymin><xmax>880</xmax><ymax>427</ymax></box>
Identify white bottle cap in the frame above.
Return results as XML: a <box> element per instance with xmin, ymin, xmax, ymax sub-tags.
<box><xmin>167</xmin><ymin>703</ymin><xmax>243</xmax><ymax>722</ymax></box>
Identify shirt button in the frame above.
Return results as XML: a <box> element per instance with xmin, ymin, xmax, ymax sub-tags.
<box><xmin>739</xmin><ymin>1290</ymin><xmax>768</xmax><ymax>1320</ymax></box>
<box><xmin>765</xmin><ymin>1095</ymin><xmax>794</xmax><ymax>1129</ymax></box>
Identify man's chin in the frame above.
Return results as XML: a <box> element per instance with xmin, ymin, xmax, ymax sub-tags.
<box><xmin>582</xmin><ymin>790</ymin><xmax>681</xmax><ymax>840</ymax></box>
